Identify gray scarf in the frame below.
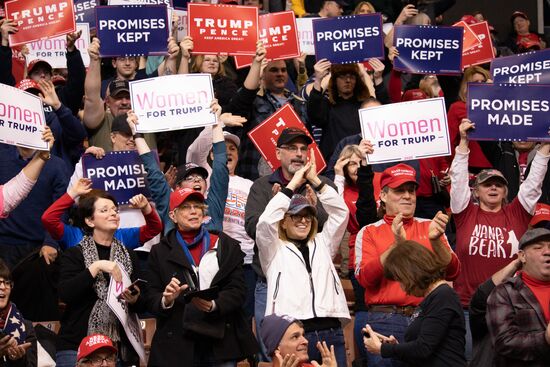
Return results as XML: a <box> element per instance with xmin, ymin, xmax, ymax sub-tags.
<box><xmin>80</xmin><ymin>235</ymin><xmax>133</xmax><ymax>342</ymax></box>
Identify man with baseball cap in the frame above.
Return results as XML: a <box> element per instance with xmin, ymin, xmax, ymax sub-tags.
<box><xmin>487</xmin><ymin>228</ymin><xmax>550</xmax><ymax>366</ymax></box>
<box><xmin>76</xmin><ymin>334</ymin><xmax>117</xmax><ymax>366</ymax></box>
<box><xmin>355</xmin><ymin>163</ymin><xmax>460</xmax><ymax>367</ymax></box>
<box><xmin>144</xmin><ymin>187</ymin><xmax>257</xmax><ymax>366</ymax></box>
<box><xmin>260</xmin><ymin>314</ymin><xmax>337</xmax><ymax>367</ymax></box>
<box><xmin>245</xmin><ymin>127</ymin><xmax>336</xmax><ymax>360</ymax></box>
<box><xmin>506</xmin><ymin>10</ymin><xmax>547</xmax><ymax>53</ymax></box>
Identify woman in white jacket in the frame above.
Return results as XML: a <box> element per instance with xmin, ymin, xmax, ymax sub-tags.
<box><xmin>256</xmin><ymin>153</ymin><xmax>350</xmax><ymax>367</ymax></box>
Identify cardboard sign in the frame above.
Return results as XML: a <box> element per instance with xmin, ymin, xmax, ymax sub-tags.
<box><xmin>467</xmin><ymin>83</ymin><xmax>550</xmax><ymax>142</ymax></box>
<box><xmin>188</xmin><ymin>3</ymin><xmax>258</xmax><ymax>56</ymax></box>
<box><xmin>313</xmin><ymin>14</ymin><xmax>384</xmax><ymax>64</ymax></box>
<box><xmin>359</xmin><ymin>97</ymin><xmax>451</xmax><ymax>164</ymax></box>
<box><xmin>174</xmin><ymin>9</ymin><xmax>188</xmax><ymax>40</ymax></box>
<box><xmin>491</xmin><ymin>48</ymin><xmax>550</xmax><ymax>84</ymax></box>
<box><xmin>74</xmin><ymin>0</ymin><xmax>97</xmax><ymax>29</ymax></box>
<box><xmin>95</xmin><ymin>5</ymin><xmax>169</xmax><ymax>57</ymax></box>
<box><xmin>296</xmin><ymin>17</ymin><xmax>316</xmax><ymax>55</ymax></box>
<box><xmin>108</xmin><ymin>0</ymin><xmax>172</xmax><ymax>5</ymax></box>
<box><xmin>106</xmin><ymin>262</ymin><xmax>145</xmax><ymax>363</ymax></box>
<box><xmin>247</xmin><ymin>104</ymin><xmax>326</xmax><ymax>173</ymax></box>
<box><xmin>5</xmin><ymin>0</ymin><xmax>76</xmax><ymax>46</ymax></box>
<box><xmin>0</xmin><ymin>84</ymin><xmax>48</xmax><ymax>150</ymax></box>
<box><xmin>130</xmin><ymin>73</ymin><xmax>215</xmax><ymax>133</ymax></box>
<box><xmin>234</xmin><ymin>11</ymin><xmax>300</xmax><ymax>69</ymax></box>
<box><xmin>27</xmin><ymin>23</ymin><xmax>91</xmax><ymax>68</ymax></box>
<box><xmin>452</xmin><ymin>21</ymin><xmax>481</xmax><ymax>52</ymax></box>
<box><xmin>393</xmin><ymin>25</ymin><xmax>463</xmax><ymax>75</ymax></box>
<box><xmin>83</xmin><ymin>151</ymin><xmax>151</xmax><ymax>205</ymax></box>
<box><xmin>462</xmin><ymin>22</ymin><xmax>495</xmax><ymax>69</ymax></box>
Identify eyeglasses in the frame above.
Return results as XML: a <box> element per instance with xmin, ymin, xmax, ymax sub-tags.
<box><xmin>183</xmin><ymin>174</ymin><xmax>205</xmax><ymax>183</ymax></box>
<box><xmin>96</xmin><ymin>207</ymin><xmax>120</xmax><ymax>215</ymax></box>
<box><xmin>177</xmin><ymin>203</ymin><xmax>205</xmax><ymax>212</ymax></box>
<box><xmin>288</xmin><ymin>214</ymin><xmax>313</xmax><ymax>223</ymax></box>
<box><xmin>0</xmin><ymin>279</ymin><xmax>13</xmax><ymax>288</ymax></box>
<box><xmin>279</xmin><ymin>145</ymin><xmax>308</xmax><ymax>154</ymax></box>
<box><xmin>81</xmin><ymin>355</ymin><xmax>117</xmax><ymax>366</ymax></box>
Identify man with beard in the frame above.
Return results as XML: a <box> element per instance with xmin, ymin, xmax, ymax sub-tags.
<box><xmin>244</xmin><ymin>127</ymin><xmax>336</xmax><ymax>361</ymax></box>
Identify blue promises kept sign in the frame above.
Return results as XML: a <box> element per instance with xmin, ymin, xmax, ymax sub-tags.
<box><xmin>491</xmin><ymin>49</ymin><xmax>550</xmax><ymax>84</ymax></box>
<box><xmin>82</xmin><ymin>151</ymin><xmax>152</xmax><ymax>205</ymax></box>
<box><xmin>393</xmin><ymin>25</ymin><xmax>463</xmax><ymax>75</ymax></box>
<box><xmin>74</xmin><ymin>0</ymin><xmax>97</xmax><ymax>29</ymax></box>
<box><xmin>96</xmin><ymin>5</ymin><xmax>169</xmax><ymax>57</ymax></box>
<box><xmin>313</xmin><ymin>13</ymin><xmax>384</xmax><ymax>64</ymax></box>
<box><xmin>467</xmin><ymin>83</ymin><xmax>550</xmax><ymax>142</ymax></box>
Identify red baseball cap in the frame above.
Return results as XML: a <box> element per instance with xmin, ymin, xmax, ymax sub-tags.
<box><xmin>170</xmin><ymin>188</ymin><xmax>205</xmax><ymax>211</ymax></box>
<box><xmin>401</xmin><ymin>89</ymin><xmax>427</xmax><ymax>102</ymax></box>
<box><xmin>530</xmin><ymin>203</ymin><xmax>550</xmax><ymax>227</ymax></box>
<box><xmin>16</xmin><ymin>78</ymin><xmax>41</xmax><ymax>92</ymax></box>
<box><xmin>27</xmin><ymin>59</ymin><xmax>53</xmax><ymax>75</ymax></box>
<box><xmin>379</xmin><ymin>163</ymin><xmax>418</xmax><ymax>189</ymax></box>
<box><xmin>77</xmin><ymin>334</ymin><xmax>117</xmax><ymax>361</ymax></box>
<box><xmin>511</xmin><ymin>11</ymin><xmax>528</xmax><ymax>22</ymax></box>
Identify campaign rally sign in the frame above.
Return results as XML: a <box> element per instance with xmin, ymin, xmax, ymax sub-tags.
<box><xmin>296</xmin><ymin>17</ymin><xmax>316</xmax><ymax>55</ymax></box>
<box><xmin>235</xmin><ymin>11</ymin><xmax>300</xmax><ymax>69</ymax></box>
<box><xmin>5</xmin><ymin>0</ymin><xmax>76</xmax><ymax>46</ymax></box>
<box><xmin>74</xmin><ymin>0</ymin><xmax>97</xmax><ymax>28</ymax></box>
<box><xmin>359</xmin><ymin>97</ymin><xmax>451</xmax><ymax>164</ymax></box>
<box><xmin>188</xmin><ymin>3</ymin><xmax>258</xmax><ymax>56</ymax></box>
<box><xmin>393</xmin><ymin>25</ymin><xmax>463</xmax><ymax>75</ymax></box>
<box><xmin>108</xmin><ymin>0</ymin><xmax>172</xmax><ymax>5</ymax></box>
<box><xmin>174</xmin><ymin>9</ymin><xmax>188</xmax><ymax>40</ymax></box>
<box><xmin>106</xmin><ymin>262</ymin><xmax>145</xmax><ymax>363</ymax></box>
<box><xmin>247</xmin><ymin>104</ymin><xmax>326</xmax><ymax>173</ymax></box>
<box><xmin>491</xmin><ymin>48</ymin><xmax>550</xmax><ymax>84</ymax></box>
<box><xmin>313</xmin><ymin>14</ymin><xmax>384</xmax><ymax>64</ymax></box>
<box><xmin>467</xmin><ymin>83</ymin><xmax>550</xmax><ymax>142</ymax></box>
<box><xmin>83</xmin><ymin>151</ymin><xmax>151</xmax><ymax>205</ymax></box>
<box><xmin>96</xmin><ymin>5</ymin><xmax>169</xmax><ymax>57</ymax></box>
<box><xmin>0</xmin><ymin>84</ymin><xmax>48</xmax><ymax>150</ymax></box>
<box><xmin>452</xmin><ymin>20</ymin><xmax>481</xmax><ymax>52</ymax></box>
<box><xmin>462</xmin><ymin>22</ymin><xmax>494</xmax><ymax>69</ymax></box>
<box><xmin>27</xmin><ymin>23</ymin><xmax>91</xmax><ymax>68</ymax></box>
<box><xmin>130</xmin><ymin>73</ymin><xmax>215</xmax><ymax>133</ymax></box>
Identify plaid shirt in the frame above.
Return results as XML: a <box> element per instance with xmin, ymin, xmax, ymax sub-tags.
<box><xmin>486</xmin><ymin>274</ymin><xmax>550</xmax><ymax>366</ymax></box>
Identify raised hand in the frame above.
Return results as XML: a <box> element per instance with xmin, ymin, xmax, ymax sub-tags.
<box><xmin>66</xmin><ymin>29</ymin><xmax>83</xmax><ymax>52</ymax></box>
<box><xmin>68</xmin><ymin>178</ymin><xmax>93</xmax><ymax>199</ymax></box>
<box><xmin>313</xmin><ymin>59</ymin><xmax>331</xmax><ymax>83</ymax></box>
<box><xmin>38</xmin><ymin>80</ymin><xmax>62</xmax><ymax>110</ymax></box>
<box><xmin>129</xmin><ymin>194</ymin><xmax>151</xmax><ymax>211</ymax></box>
<box><xmin>428</xmin><ymin>211</ymin><xmax>449</xmax><ymax>240</ymax></box>
<box><xmin>179</xmin><ymin>36</ymin><xmax>194</xmax><ymax>59</ymax></box>
<box><xmin>311</xmin><ymin>341</ymin><xmax>336</xmax><ymax>367</ymax></box>
<box><xmin>88</xmin><ymin>38</ymin><xmax>100</xmax><ymax>61</ymax></box>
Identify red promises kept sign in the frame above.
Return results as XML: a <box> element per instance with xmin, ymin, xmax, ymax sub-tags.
<box><xmin>248</xmin><ymin>104</ymin><xmax>326</xmax><ymax>173</ymax></box>
<box><xmin>234</xmin><ymin>11</ymin><xmax>300</xmax><ymax>68</ymax></box>
<box><xmin>187</xmin><ymin>3</ymin><xmax>258</xmax><ymax>56</ymax></box>
<box><xmin>5</xmin><ymin>0</ymin><xmax>76</xmax><ymax>46</ymax></box>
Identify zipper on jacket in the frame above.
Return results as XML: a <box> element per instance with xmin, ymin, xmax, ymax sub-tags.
<box><xmin>331</xmin><ymin>271</ymin><xmax>340</xmax><ymax>295</ymax></box>
<box><xmin>272</xmin><ymin>272</ymin><xmax>281</xmax><ymax>313</ymax></box>
<box><xmin>310</xmin><ymin>241</ymin><xmax>318</xmax><ymax>318</ymax></box>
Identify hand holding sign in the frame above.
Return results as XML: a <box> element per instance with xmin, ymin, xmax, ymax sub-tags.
<box><xmin>179</xmin><ymin>36</ymin><xmax>193</xmax><ymax>58</ymax></box>
<box><xmin>0</xmin><ymin>19</ymin><xmax>18</xmax><ymax>46</ymax></box>
<box><xmin>88</xmin><ymin>37</ymin><xmax>100</xmax><ymax>61</ymax></box>
<box><xmin>66</xmin><ymin>29</ymin><xmax>83</xmax><ymax>52</ymax></box>
<box><xmin>395</xmin><ymin>4</ymin><xmax>418</xmax><ymax>26</ymax></box>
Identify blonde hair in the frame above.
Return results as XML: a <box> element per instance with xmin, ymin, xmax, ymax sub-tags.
<box><xmin>278</xmin><ymin>215</ymin><xmax>318</xmax><ymax>243</ymax></box>
<box><xmin>458</xmin><ymin>66</ymin><xmax>491</xmax><ymax>102</ymax></box>
<box><xmin>191</xmin><ymin>55</ymin><xmax>226</xmax><ymax>77</ymax></box>
<box><xmin>353</xmin><ymin>1</ymin><xmax>375</xmax><ymax>14</ymax></box>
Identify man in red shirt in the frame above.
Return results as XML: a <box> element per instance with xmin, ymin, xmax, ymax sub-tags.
<box><xmin>487</xmin><ymin>228</ymin><xmax>550</xmax><ymax>366</ymax></box>
<box><xmin>356</xmin><ymin>163</ymin><xmax>460</xmax><ymax>367</ymax></box>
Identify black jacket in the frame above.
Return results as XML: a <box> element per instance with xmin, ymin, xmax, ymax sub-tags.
<box><xmin>145</xmin><ymin>230</ymin><xmax>258</xmax><ymax>367</ymax></box>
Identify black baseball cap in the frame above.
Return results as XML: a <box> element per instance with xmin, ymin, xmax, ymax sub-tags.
<box><xmin>108</xmin><ymin>79</ymin><xmax>130</xmax><ymax>98</ymax></box>
<box><xmin>175</xmin><ymin>163</ymin><xmax>209</xmax><ymax>185</ymax></box>
<box><xmin>276</xmin><ymin>128</ymin><xmax>312</xmax><ymax>147</ymax></box>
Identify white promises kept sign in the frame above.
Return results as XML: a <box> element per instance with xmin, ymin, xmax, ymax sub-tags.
<box><xmin>130</xmin><ymin>73</ymin><xmax>216</xmax><ymax>133</ymax></box>
<box><xmin>27</xmin><ymin>23</ymin><xmax>91</xmax><ymax>68</ymax></box>
<box><xmin>359</xmin><ymin>97</ymin><xmax>451</xmax><ymax>164</ymax></box>
<box><xmin>0</xmin><ymin>83</ymin><xmax>48</xmax><ymax>150</ymax></box>
<box><xmin>106</xmin><ymin>262</ymin><xmax>146</xmax><ymax>363</ymax></box>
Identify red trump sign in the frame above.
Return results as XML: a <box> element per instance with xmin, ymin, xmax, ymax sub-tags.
<box><xmin>5</xmin><ymin>0</ymin><xmax>76</xmax><ymax>46</ymax></box>
<box><xmin>187</xmin><ymin>3</ymin><xmax>258</xmax><ymax>56</ymax></box>
<box><xmin>452</xmin><ymin>20</ymin><xmax>481</xmax><ymax>52</ymax></box>
<box><xmin>234</xmin><ymin>11</ymin><xmax>300</xmax><ymax>69</ymax></box>
<box><xmin>462</xmin><ymin>22</ymin><xmax>495</xmax><ymax>69</ymax></box>
<box><xmin>248</xmin><ymin>104</ymin><xmax>326</xmax><ymax>173</ymax></box>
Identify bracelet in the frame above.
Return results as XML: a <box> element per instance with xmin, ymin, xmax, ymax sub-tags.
<box><xmin>133</xmin><ymin>133</ymin><xmax>144</xmax><ymax>139</ymax></box>
<box><xmin>281</xmin><ymin>187</ymin><xmax>294</xmax><ymax>198</ymax></box>
<box><xmin>313</xmin><ymin>181</ymin><xmax>325</xmax><ymax>192</ymax></box>
<box><xmin>38</xmin><ymin>152</ymin><xmax>51</xmax><ymax>161</ymax></box>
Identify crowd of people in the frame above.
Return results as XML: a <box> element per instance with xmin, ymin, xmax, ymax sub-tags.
<box><xmin>0</xmin><ymin>0</ymin><xmax>550</xmax><ymax>366</ymax></box>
